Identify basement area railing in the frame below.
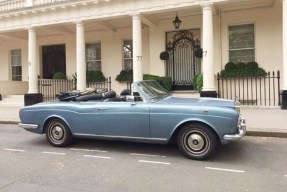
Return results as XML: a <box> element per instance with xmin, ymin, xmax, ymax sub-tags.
<box><xmin>217</xmin><ymin>71</ymin><xmax>281</xmax><ymax>106</ymax></box>
<box><xmin>39</xmin><ymin>77</ymin><xmax>111</xmax><ymax>101</ymax></box>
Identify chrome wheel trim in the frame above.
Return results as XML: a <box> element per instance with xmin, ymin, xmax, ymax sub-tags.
<box><xmin>48</xmin><ymin>123</ymin><xmax>65</xmax><ymax>144</ymax></box>
<box><xmin>182</xmin><ymin>129</ymin><xmax>210</xmax><ymax>156</ymax></box>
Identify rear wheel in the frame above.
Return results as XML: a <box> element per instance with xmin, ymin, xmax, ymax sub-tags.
<box><xmin>177</xmin><ymin>123</ymin><xmax>219</xmax><ymax>160</ymax></box>
<box><xmin>45</xmin><ymin>119</ymin><xmax>72</xmax><ymax>147</ymax></box>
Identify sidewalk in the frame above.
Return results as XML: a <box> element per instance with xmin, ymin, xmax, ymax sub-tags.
<box><xmin>0</xmin><ymin>105</ymin><xmax>287</xmax><ymax>138</ymax></box>
<box><xmin>240</xmin><ymin>106</ymin><xmax>287</xmax><ymax>137</ymax></box>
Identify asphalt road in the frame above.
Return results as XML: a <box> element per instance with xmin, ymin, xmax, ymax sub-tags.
<box><xmin>0</xmin><ymin>124</ymin><xmax>286</xmax><ymax>192</ymax></box>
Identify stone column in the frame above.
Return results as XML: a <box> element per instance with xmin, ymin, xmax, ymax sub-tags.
<box><xmin>282</xmin><ymin>0</ymin><xmax>287</xmax><ymax>109</ymax></box>
<box><xmin>24</xmin><ymin>27</ymin><xmax>43</xmax><ymax>106</ymax></box>
<box><xmin>132</xmin><ymin>14</ymin><xmax>143</xmax><ymax>82</ymax></box>
<box><xmin>26</xmin><ymin>0</ymin><xmax>33</xmax><ymax>7</ymax></box>
<box><xmin>76</xmin><ymin>21</ymin><xmax>86</xmax><ymax>90</ymax></box>
<box><xmin>200</xmin><ymin>2</ymin><xmax>217</xmax><ymax>98</ymax></box>
<box><xmin>28</xmin><ymin>28</ymin><xmax>38</xmax><ymax>94</ymax></box>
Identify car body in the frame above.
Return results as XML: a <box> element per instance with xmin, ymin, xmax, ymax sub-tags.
<box><xmin>19</xmin><ymin>80</ymin><xmax>246</xmax><ymax>160</ymax></box>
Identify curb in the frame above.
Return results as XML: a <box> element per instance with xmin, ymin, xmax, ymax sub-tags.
<box><xmin>0</xmin><ymin>121</ymin><xmax>19</xmax><ymax>125</ymax></box>
<box><xmin>246</xmin><ymin>131</ymin><xmax>287</xmax><ymax>138</ymax></box>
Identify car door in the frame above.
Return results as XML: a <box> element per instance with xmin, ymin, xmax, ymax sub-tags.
<box><xmin>76</xmin><ymin>101</ymin><xmax>150</xmax><ymax>138</ymax></box>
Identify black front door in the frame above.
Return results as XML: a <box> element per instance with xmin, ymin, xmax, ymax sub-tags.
<box><xmin>166</xmin><ymin>30</ymin><xmax>201</xmax><ymax>90</ymax></box>
<box><xmin>42</xmin><ymin>44</ymin><xmax>66</xmax><ymax>79</ymax></box>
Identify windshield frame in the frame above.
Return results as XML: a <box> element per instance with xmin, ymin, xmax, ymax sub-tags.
<box><xmin>134</xmin><ymin>80</ymin><xmax>172</xmax><ymax>103</ymax></box>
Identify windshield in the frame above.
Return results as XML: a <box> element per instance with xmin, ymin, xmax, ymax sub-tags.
<box><xmin>135</xmin><ymin>81</ymin><xmax>171</xmax><ymax>102</ymax></box>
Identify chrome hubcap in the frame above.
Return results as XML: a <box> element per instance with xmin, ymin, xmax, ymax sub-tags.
<box><xmin>187</xmin><ymin>133</ymin><xmax>205</xmax><ymax>151</ymax></box>
<box><xmin>51</xmin><ymin>125</ymin><xmax>64</xmax><ymax>140</ymax></box>
<box><xmin>182</xmin><ymin>129</ymin><xmax>210</xmax><ymax>156</ymax></box>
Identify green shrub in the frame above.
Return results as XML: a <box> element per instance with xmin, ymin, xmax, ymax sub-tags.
<box><xmin>143</xmin><ymin>74</ymin><xmax>161</xmax><ymax>81</ymax></box>
<box><xmin>195</xmin><ymin>74</ymin><xmax>203</xmax><ymax>92</ymax></box>
<box><xmin>254</xmin><ymin>68</ymin><xmax>267</xmax><ymax>77</ymax></box>
<box><xmin>143</xmin><ymin>74</ymin><xmax>172</xmax><ymax>91</ymax></box>
<box><xmin>159</xmin><ymin>76</ymin><xmax>172</xmax><ymax>91</ymax></box>
<box><xmin>192</xmin><ymin>74</ymin><xmax>203</xmax><ymax>92</ymax></box>
<box><xmin>247</xmin><ymin>61</ymin><xmax>258</xmax><ymax>70</ymax></box>
<box><xmin>86</xmin><ymin>70</ymin><xmax>106</xmax><ymax>82</ymax></box>
<box><xmin>237</xmin><ymin>68</ymin><xmax>253</xmax><ymax>77</ymax></box>
<box><xmin>116</xmin><ymin>70</ymin><xmax>133</xmax><ymax>82</ymax></box>
<box><xmin>220</xmin><ymin>61</ymin><xmax>266</xmax><ymax>78</ymax></box>
<box><xmin>53</xmin><ymin>72</ymin><xmax>66</xmax><ymax>79</ymax></box>
<box><xmin>225</xmin><ymin>62</ymin><xmax>236</xmax><ymax>71</ymax></box>
<box><xmin>192</xmin><ymin>75</ymin><xmax>199</xmax><ymax>89</ymax></box>
<box><xmin>236</xmin><ymin>62</ymin><xmax>247</xmax><ymax>69</ymax></box>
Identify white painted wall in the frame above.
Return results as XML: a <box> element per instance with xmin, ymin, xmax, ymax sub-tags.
<box><xmin>220</xmin><ymin>1</ymin><xmax>283</xmax><ymax>73</ymax></box>
<box><xmin>0</xmin><ymin>1</ymin><xmax>284</xmax><ymax>95</ymax></box>
<box><xmin>149</xmin><ymin>14</ymin><xmax>204</xmax><ymax>76</ymax></box>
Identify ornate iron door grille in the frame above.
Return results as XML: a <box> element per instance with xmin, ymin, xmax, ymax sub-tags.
<box><xmin>166</xmin><ymin>30</ymin><xmax>201</xmax><ymax>90</ymax></box>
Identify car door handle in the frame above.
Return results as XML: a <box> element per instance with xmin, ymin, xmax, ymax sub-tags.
<box><xmin>96</xmin><ymin>108</ymin><xmax>108</xmax><ymax>111</ymax></box>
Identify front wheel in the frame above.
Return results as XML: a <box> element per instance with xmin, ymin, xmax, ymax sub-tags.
<box><xmin>177</xmin><ymin>123</ymin><xmax>219</xmax><ymax>160</ymax></box>
<box><xmin>45</xmin><ymin>119</ymin><xmax>72</xmax><ymax>147</ymax></box>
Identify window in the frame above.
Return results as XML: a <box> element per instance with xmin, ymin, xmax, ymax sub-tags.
<box><xmin>11</xmin><ymin>49</ymin><xmax>22</xmax><ymax>81</ymax></box>
<box><xmin>86</xmin><ymin>43</ymin><xmax>101</xmax><ymax>71</ymax></box>
<box><xmin>123</xmin><ymin>40</ymin><xmax>133</xmax><ymax>70</ymax></box>
<box><xmin>229</xmin><ymin>24</ymin><xmax>255</xmax><ymax>63</ymax></box>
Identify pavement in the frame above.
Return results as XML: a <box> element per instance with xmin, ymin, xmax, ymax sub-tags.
<box><xmin>0</xmin><ymin>104</ymin><xmax>287</xmax><ymax>138</ymax></box>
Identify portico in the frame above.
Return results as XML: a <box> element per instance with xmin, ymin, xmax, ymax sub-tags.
<box><xmin>0</xmin><ymin>0</ymin><xmax>285</xmax><ymax>108</ymax></box>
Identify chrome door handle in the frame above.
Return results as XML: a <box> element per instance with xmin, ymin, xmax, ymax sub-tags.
<box><xmin>96</xmin><ymin>108</ymin><xmax>108</xmax><ymax>111</ymax></box>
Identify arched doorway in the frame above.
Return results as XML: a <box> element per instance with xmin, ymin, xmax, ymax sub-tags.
<box><xmin>166</xmin><ymin>30</ymin><xmax>201</xmax><ymax>90</ymax></box>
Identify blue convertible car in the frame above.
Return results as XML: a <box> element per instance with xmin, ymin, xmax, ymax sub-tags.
<box><xmin>19</xmin><ymin>80</ymin><xmax>246</xmax><ymax>160</ymax></box>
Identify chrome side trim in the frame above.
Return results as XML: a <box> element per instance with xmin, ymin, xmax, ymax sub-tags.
<box><xmin>73</xmin><ymin>133</ymin><xmax>168</xmax><ymax>142</ymax></box>
<box><xmin>18</xmin><ymin>123</ymin><xmax>38</xmax><ymax>129</ymax></box>
<box><xmin>223</xmin><ymin>117</ymin><xmax>247</xmax><ymax>141</ymax></box>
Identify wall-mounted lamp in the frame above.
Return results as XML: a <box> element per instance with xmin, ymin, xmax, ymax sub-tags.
<box><xmin>173</xmin><ymin>13</ymin><xmax>182</xmax><ymax>29</ymax></box>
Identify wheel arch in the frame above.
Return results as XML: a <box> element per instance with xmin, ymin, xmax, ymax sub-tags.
<box><xmin>168</xmin><ymin>120</ymin><xmax>221</xmax><ymax>144</ymax></box>
<box><xmin>42</xmin><ymin>115</ymin><xmax>71</xmax><ymax>134</ymax></box>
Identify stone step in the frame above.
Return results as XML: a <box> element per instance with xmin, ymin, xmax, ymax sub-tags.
<box><xmin>0</xmin><ymin>95</ymin><xmax>24</xmax><ymax>107</ymax></box>
<box><xmin>3</xmin><ymin>95</ymin><xmax>24</xmax><ymax>99</ymax></box>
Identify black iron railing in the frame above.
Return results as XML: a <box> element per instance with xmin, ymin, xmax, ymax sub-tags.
<box><xmin>217</xmin><ymin>71</ymin><xmax>281</xmax><ymax>106</ymax></box>
<box><xmin>38</xmin><ymin>79</ymin><xmax>75</xmax><ymax>101</ymax></box>
<box><xmin>39</xmin><ymin>77</ymin><xmax>111</xmax><ymax>101</ymax></box>
<box><xmin>87</xmin><ymin>77</ymin><xmax>111</xmax><ymax>92</ymax></box>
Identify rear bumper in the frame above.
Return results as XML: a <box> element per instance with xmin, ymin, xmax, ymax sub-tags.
<box><xmin>223</xmin><ymin>117</ymin><xmax>246</xmax><ymax>141</ymax></box>
<box><xmin>18</xmin><ymin>123</ymin><xmax>38</xmax><ymax>129</ymax></box>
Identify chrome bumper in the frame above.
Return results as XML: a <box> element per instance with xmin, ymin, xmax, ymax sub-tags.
<box><xmin>18</xmin><ymin>123</ymin><xmax>38</xmax><ymax>129</ymax></box>
<box><xmin>223</xmin><ymin>117</ymin><xmax>247</xmax><ymax>141</ymax></box>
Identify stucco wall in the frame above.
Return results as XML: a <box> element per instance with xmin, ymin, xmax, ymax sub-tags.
<box><xmin>0</xmin><ymin>25</ymin><xmax>151</xmax><ymax>94</ymax></box>
<box><xmin>149</xmin><ymin>1</ymin><xmax>283</xmax><ymax>77</ymax></box>
<box><xmin>0</xmin><ymin>1</ymin><xmax>284</xmax><ymax>94</ymax></box>
<box><xmin>220</xmin><ymin>0</ymin><xmax>283</xmax><ymax>74</ymax></box>
<box><xmin>0</xmin><ymin>81</ymin><xmax>28</xmax><ymax>95</ymax></box>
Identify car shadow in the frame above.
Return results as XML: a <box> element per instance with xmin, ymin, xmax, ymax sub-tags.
<box><xmin>29</xmin><ymin>136</ymin><xmax>253</xmax><ymax>163</ymax></box>
<box><xmin>72</xmin><ymin>138</ymin><xmax>182</xmax><ymax>158</ymax></box>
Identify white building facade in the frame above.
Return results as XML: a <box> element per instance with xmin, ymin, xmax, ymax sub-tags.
<box><xmin>0</xmin><ymin>0</ymin><xmax>286</xmax><ymax>107</ymax></box>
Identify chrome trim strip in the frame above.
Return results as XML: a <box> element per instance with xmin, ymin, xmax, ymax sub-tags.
<box><xmin>223</xmin><ymin>117</ymin><xmax>247</xmax><ymax>141</ymax></box>
<box><xmin>73</xmin><ymin>133</ymin><xmax>168</xmax><ymax>141</ymax></box>
<box><xmin>18</xmin><ymin>123</ymin><xmax>38</xmax><ymax>129</ymax></box>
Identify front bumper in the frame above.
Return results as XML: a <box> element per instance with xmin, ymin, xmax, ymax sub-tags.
<box><xmin>223</xmin><ymin>117</ymin><xmax>247</xmax><ymax>141</ymax></box>
<box><xmin>18</xmin><ymin>123</ymin><xmax>38</xmax><ymax>129</ymax></box>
